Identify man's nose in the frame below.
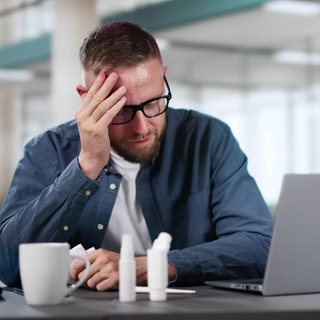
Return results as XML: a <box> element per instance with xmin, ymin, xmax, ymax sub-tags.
<box><xmin>131</xmin><ymin>111</ymin><xmax>149</xmax><ymax>134</ymax></box>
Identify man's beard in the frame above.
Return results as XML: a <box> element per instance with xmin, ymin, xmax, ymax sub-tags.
<box><xmin>110</xmin><ymin>123</ymin><xmax>166</xmax><ymax>165</ymax></box>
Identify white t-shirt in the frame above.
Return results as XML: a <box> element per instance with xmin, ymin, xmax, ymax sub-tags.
<box><xmin>101</xmin><ymin>151</ymin><xmax>152</xmax><ymax>255</ymax></box>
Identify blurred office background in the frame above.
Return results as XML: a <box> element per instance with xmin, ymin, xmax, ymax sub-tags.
<box><xmin>1</xmin><ymin>0</ymin><xmax>320</xmax><ymax>211</ymax></box>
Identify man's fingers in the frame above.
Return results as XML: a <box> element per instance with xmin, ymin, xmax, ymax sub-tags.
<box><xmin>91</xmin><ymin>86</ymin><xmax>127</xmax><ymax>123</ymax></box>
<box><xmin>86</xmin><ymin>272</ymin><xmax>119</xmax><ymax>291</ymax></box>
<box><xmin>70</xmin><ymin>258</ymin><xmax>86</xmax><ymax>280</ymax></box>
<box><xmin>78</xmin><ymin>72</ymin><xmax>106</xmax><ymax>111</ymax></box>
<box><xmin>76</xmin><ymin>72</ymin><xmax>127</xmax><ymax>126</ymax></box>
<box><xmin>81</xmin><ymin>249</ymin><xmax>121</xmax><ymax>291</ymax></box>
<box><xmin>78</xmin><ymin>72</ymin><xmax>119</xmax><ymax>114</ymax></box>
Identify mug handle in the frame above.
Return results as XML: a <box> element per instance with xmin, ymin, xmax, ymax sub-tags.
<box><xmin>66</xmin><ymin>254</ymin><xmax>90</xmax><ymax>296</ymax></box>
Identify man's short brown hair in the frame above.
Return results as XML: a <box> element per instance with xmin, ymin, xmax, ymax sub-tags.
<box><xmin>79</xmin><ymin>21</ymin><xmax>162</xmax><ymax>73</ymax></box>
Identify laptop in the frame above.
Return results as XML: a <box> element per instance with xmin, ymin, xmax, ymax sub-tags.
<box><xmin>206</xmin><ymin>174</ymin><xmax>320</xmax><ymax>296</ymax></box>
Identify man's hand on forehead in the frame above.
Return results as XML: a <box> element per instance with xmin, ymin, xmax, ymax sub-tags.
<box><xmin>75</xmin><ymin>70</ymin><xmax>127</xmax><ymax>181</ymax></box>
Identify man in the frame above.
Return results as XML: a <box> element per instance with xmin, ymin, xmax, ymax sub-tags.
<box><xmin>0</xmin><ymin>22</ymin><xmax>273</xmax><ymax>290</ymax></box>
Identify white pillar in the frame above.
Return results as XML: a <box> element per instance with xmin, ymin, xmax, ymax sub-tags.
<box><xmin>51</xmin><ymin>0</ymin><xmax>98</xmax><ymax>126</ymax></box>
<box><xmin>0</xmin><ymin>87</ymin><xmax>23</xmax><ymax>204</ymax></box>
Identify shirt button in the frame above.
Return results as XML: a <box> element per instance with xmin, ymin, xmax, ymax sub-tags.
<box><xmin>63</xmin><ymin>225</ymin><xmax>69</xmax><ymax>231</ymax></box>
<box><xmin>109</xmin><ymin>183</ymin><xmax>117</xmax><ymax>190</ymax></box>
<box><xmin>97</xmin><ymin>224</ymin><xmax>104</xmax><ymax>230</ymax></box>
<box><xmin>84</xmin><ymin>190</ymin><xmax>92</xmax><ymax>197</ymax></box>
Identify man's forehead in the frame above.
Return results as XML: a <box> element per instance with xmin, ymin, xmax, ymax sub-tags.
<box><xmin>84</xmin><ymin>70</ymin><xmax>151</xmax><ymax>90</ymax></box>
<box><xmin>83</xmin><ymin>59</ymin><xmax>164</xmax><ymax>93</ymax></box>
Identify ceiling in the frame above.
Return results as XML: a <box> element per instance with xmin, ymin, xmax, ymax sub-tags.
<box><xmin>8</xmin><ymin>0</ymin><xmax>320</xmax><ymax>91</ymax></box>
<box><xmin>153</xmin><ymin>2</ymin><xmax>320</xmax><ymax>90</ymax></box>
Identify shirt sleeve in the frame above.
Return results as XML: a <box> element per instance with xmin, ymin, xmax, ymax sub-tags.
<box><xmin>0</xmin><ymin>131</ymin><xmax>99</xmax><ymax>287</ymax></box>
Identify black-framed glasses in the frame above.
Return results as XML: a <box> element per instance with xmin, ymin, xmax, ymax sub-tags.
<box><xmin>110</xmin><ymin>76</ymin><xmax>172</xmax><ymax>125</ymax></box>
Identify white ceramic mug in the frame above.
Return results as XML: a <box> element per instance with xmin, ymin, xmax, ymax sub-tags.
<box><xmin>19</xmin><ymin>242</ymin><xmax>90</xmax><ymax>306</ymax></box>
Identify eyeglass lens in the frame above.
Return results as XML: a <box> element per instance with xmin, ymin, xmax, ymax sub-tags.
<box><xmin>112</xmin><ymin>97</ymin><xmax>168</xmax><ymax>124</ymax></box>
<box><xmin>111</xmin><ymin>77</ymin><xmax>171</xmax><ymax>125</ymax></box>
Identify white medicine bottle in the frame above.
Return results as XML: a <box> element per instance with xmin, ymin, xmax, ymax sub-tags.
<box><xmin>119</xmin><ymin>234</ymin><xmax>136</xmax><ymax>302</ymax></box>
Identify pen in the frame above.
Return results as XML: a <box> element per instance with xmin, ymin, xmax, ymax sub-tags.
<box><xmin>13</xmin><ymin>288</ymin><xmax>24</xmax><ymax>296</ymax></box>
<box><xmin>135</xmin><ymin>286</ymin><xmax>196</xmax><ymax>294</ymax></box>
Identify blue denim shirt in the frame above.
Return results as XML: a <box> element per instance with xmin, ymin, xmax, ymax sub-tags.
<box><xmin>0</xmin><ymin>108</ymin><xmax>273</xmax><ymax>287</ymax></box>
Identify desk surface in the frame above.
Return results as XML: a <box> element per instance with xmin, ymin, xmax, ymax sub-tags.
<box><xmin>1</xmin><ymin>285</ymin><xmax>320</xmax><ymax>320</ymax></box>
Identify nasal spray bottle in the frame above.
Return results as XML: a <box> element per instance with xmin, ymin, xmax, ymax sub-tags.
<box><xmin>119</xmin><ymin>234</ymin><xmax>136</xmax><ymax>302</ymax></box>
<box><xmin>147</xmin><ymin>232</ymin><xmax>172</xmax><ymax>301</ymax></box>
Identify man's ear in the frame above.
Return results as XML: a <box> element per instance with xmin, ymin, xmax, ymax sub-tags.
<box><xmin>163</xmin><ymin>65</ymin><xmax>167</xmax><ymax>76</ymax></box>
<box><xmin>76</xmin><ymin>84</ymin><xmax>87</xmax><ymax>99</ymax></box>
